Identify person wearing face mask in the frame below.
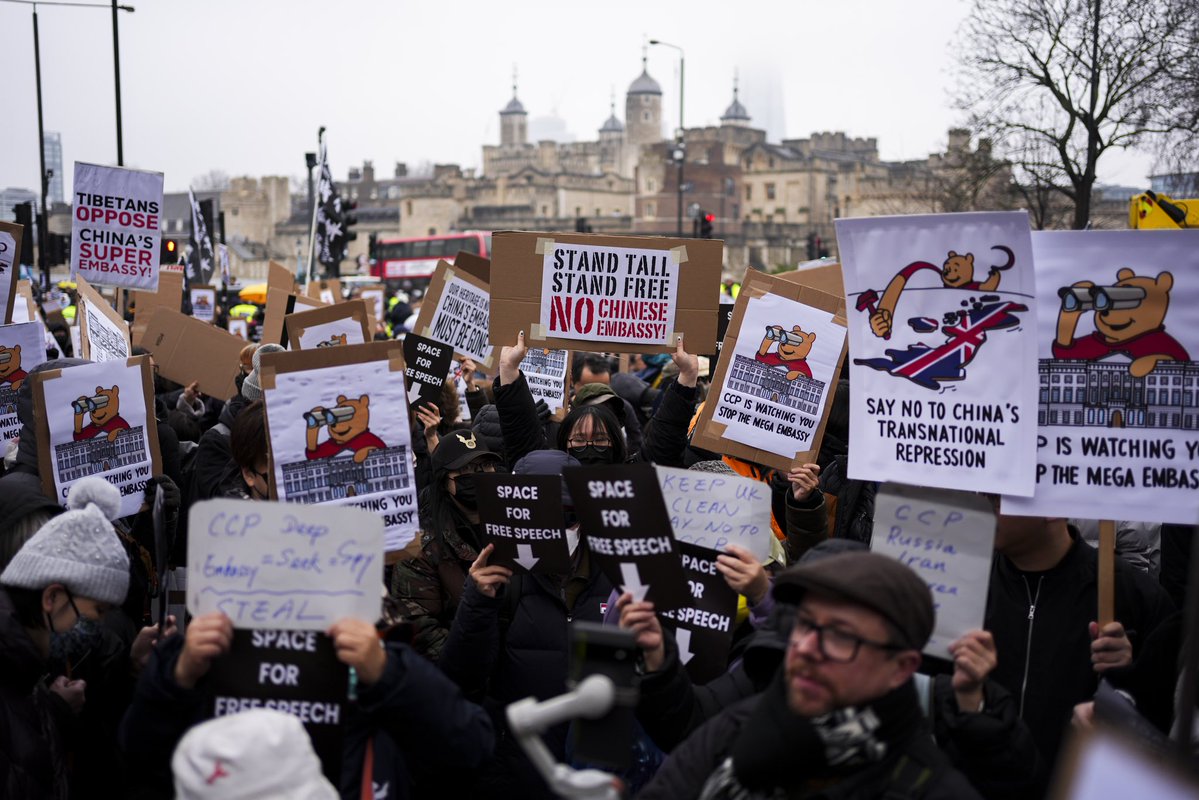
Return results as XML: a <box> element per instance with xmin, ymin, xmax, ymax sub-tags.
<box><xmin>0</xmin><ymin>477</ymin><xmax>133</xmax><ymax>798</ymax></box>
<box><xmin>390</xmin><ymin>430</ymin><xmax>504</xmax><ymax>660</ymax></box>
<box><xmin>495</xmin><ymin>332</ymin><xmax>700</xmax><ymax>468</ymax></box>
<box><xmin>439</xmin><ymin>449</ymin><xmax>613</xmax><ymax>798</ymax></box>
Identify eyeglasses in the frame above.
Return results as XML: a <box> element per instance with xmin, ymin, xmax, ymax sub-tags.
<box><xmin>789</xmin><ymin>613</ymin><xmax>900</xmax><ymax>663</ymax></box>
<box><xmin>455</xmin><ymin>461</ymin><xmax>498</xmax><ymax>476</ymax></box>
<box><xmin>567</xmin><ymin>435</ymin><xmax>612</xmax><ymax>448</ymax></box>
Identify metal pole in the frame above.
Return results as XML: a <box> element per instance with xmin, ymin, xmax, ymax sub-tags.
<box><xmin>677</xmin><ymin>55</ymin><xmax>684</xmax><ymax>237</ymax></box>
<box><xmin>111</xmin><ymin>0</ymin><xmax>124</xmax><ymax>164</ymax></box>
<box><xmin>33</xmin><ymin>6</ymin><xmax>50</xmax><ymax>289</ymax></box>
<box><xmin>306</xmin><ymin>131</ymin><xmax>324</xmax><ymax>285</ymax></box>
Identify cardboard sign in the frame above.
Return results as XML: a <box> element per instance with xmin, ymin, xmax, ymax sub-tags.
<box><xmin>206</xmin><ymin>629</ymin><xmax>347</xmax><ymax>786</ymax></box>
<box><xmin>260</xmin><ymin>341</ymin><xmax>419</xmax><ymax>552</ymax></box>
<box><xmin>870</xmin><ymin>484</ymin><xmax>995</xmax><ymax>661</ymax></box>
<box><xmin>187</xmin><ymin>498</ymin><xmax>384</xmax><ymax>629</ymax></box>
<box><xmin>401</xmin><ymin>333</ymin><xmax>452</xmax><ymax>410</ymax></box>
<box><xmin>228</xmin><ymin>318</ymin><xmax>248</xmax><ymax>340</ymax></box>
<box><xmin>691</xmin><ymin>271</ymin><xmax>848</xmax><ymax>472</ymax></box>
<box><xmin>490</xmin><ymin>231</ymin><xmax>721</xmax><ymax>355</ymax></box>
<box><xmin>655</xmin><ymin>466</ymin><xmax>774</xmax><ymax>562</ymax></box>
<box><xmin>268</xmin><ymin>260</ymin><xmax>295</xmax><ymax>293</ymax></box>
<box><xmin>0</xmin><ymin>221</ymin><xmax>23</xmax><ymax>324</ymax></box>
<box><xmin>131</xmin><ymin>267</ymin><xmax>184</xmax><ymax>342</ymax></box>
<box><xmin>705</xmin><ymin>300</ymin><xmax>736</xmax><ymax>378</ymax></box>
<box><xmin>563</xmin><ymin>464</ymin><xmax>688</xmax><ymax>612</ymax></box>
<box><xmin>475</xmin><ymin>473</ymin><xmax>573</xmax><ymax>575</ymax></box>
<box><xmin>70</xmin><ymin>161</ymin><xmax>164</xmax><ymax>291</ymax></box>
<box><xmin>262</xmin><ymin>287</ymin><xmax>328</xmax><ymax>348</ymax></box>
<box><xmin>307</xmin><ymin>278</ymin><xmax>342</xmax><ymax>306</ymax></box>
<box><xmin>659</xmin><ymin>541</ymin><xmax>739</xmax><ymax>683</ymax></box>
<box><xmin>838</xmin><ymin>211</ymin><xmax>1039</xmax><ymax>497</ymax></box>
<box><xmin>76</xmin><ymin>276</ymin><xmax>132</xmax><ymax>364</ymax></box>
<box><xmin>1002</xmin><ymin>230</ymin><xmax>1199</xmax><ymax>524</ymax></box>
<box><xmin>33</xmin><ymin>356</ymin><xmax>162</xmax><ymax>517</ymax></box>
<box><xmin>13</xmin><ymin>280</ymin><xmax>38</xmax><ymax>326</ymax></box>
<box><xmin>189</xmin><ymin>285</ymin><xmax>216</xmax><ymax>323</ymax></box>
<box><xmin>413</xmin><ymin>260</ymin><xmax>495</xmax><ymax>368</ymax></box>
<box><xmin>0</xmin><ymin>322</ymin><xmax>47</xmax><ymax>444</ymax></box>
<box><xmin>285</xmin><ymin>300</ymin><xmax>370</xmax><ymax>350</ymax></box>
<box><xmin>778</xmin><ymin>260</ymin><xmax>845</xmax><ymax>299</ymax></box>
<box><xmin>454</xmin><ymin>251</ymin><xmax>491</xmax><ymax>283</ymax></box>
<box><xmin>139</xmin><ymin>307</ymin><xmax>247</xmax><ymax>400</ymax></box>
<box><xmin>519</xmin><ymin>348</ymin><xmax>569</xmax><ymax>420</ymax></box>
<box><xmin>357</xmin><ymin>287</ymin><xmax>386</xmax><ymax>323</ymax></box>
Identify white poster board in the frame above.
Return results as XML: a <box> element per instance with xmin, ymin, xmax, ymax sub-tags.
<box><xmin>228</xmin><ymin>319</ymin><xmax>248</xmax><ymax>340</ymax></box>
<box><xmin>360</xmin><ymin>289</ymin><xmax>385</xmax><ymax>322</ymax></box>
<box><xmin>541</xmin><ymin>242</ymin><xmax>680</xmax><ymax>347</ymax></box>
<box><xmin>655</xmin><ymin>466</ymin><xmax>774</xmax><ymax>562</ymax></box>
<box><xmin>190</xmin><ymin>287</ymin><xmax>216</xmax><ymax>323</ymax></box>
<box><xmin>837</xmin><ymin>211</ymin><xmax>1039</xmax><ymax>496</ymax></box>
<box><xmin>187</xmin><ymin>498</ymin><xmax>384</xmax><ymax>630</ymax></box>
<box><xmin>0</xmin><ymin>230</ymin><xmax>19</xmax><ymax>323</ymax></box>
<box><xmin>426</xmin><ymin>274</ymin><xmax>494</xmax><ymax>366</ymax></box>
<box><xmin>1003</xmin><ymin>230</ymin><xmax>1199</xmax><ymax>523</ymax></box>
<box><xmin>81</xmin><ymin>296</ymin><xmax>131</xmax><ymax>363</ymax></box>
<box><xmin>0</xmin><ymin>322</ymin><xmax>47</xmax><ymax>444</ymax></box>
<box><xmin>297</xmin><ymin>318</ymin><xmax>366</xmax><ymax>350</ymax></box>
<box><xmin>870</xmin><ymin>484</ymin><xmax>995</xmax><ymax>661</ymax></box>
<box><xmin>70</xmin><ymin>161</ymin><xmax>164</xmax><ymax>291</ymax></box>
<box><xmin>519</xmin><ymin>348</ymin><xmax>569</xmax><ymax>417</ymax></box>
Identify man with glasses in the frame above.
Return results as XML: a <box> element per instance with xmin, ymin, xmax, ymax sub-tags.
<box><xmin>639</xmin><ymin>552</ymin><xmax>981</xmax><ymax>800</ymax></box>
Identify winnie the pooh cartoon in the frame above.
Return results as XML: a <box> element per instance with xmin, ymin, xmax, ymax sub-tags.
<box><xmin>305</xmin><ymin>394</ymin><xmax>387</xmax><ymax>463</ymax></box>
<box><xmin>0</xmin><ymin>344</ymin><xmax>27</xmax><ymax>390</ymax></box>
<box><xmin>1054</xmin><ymin>268</ymin><xmax>1189</xmax><ymax>378</ymax></box>
<box><xmin>73</xmin><ymin>385</ymin><xmax>131</xmax><ymax>443</ymax></box>
<box><xmin>756</xmin><ymin>324</ymin><xmax>816</xmax><ymax>380</ymax></box>
<box><xmin>316</xmin><ymin>333</ymin><xmax>348</xmax><ymax>348</ymax></box>
<box><xmin>869</xmin><ymin>247</ymin><xmax>1012</xmax><ymax>338</ymax></box>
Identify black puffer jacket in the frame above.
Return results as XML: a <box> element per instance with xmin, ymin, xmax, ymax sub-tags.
<box><xmin>0</xmin><ymin>587</ymin><xmax>70</xmax><ymax>799</ymax></box>
<box><xmin>819</xmin><ymin>454</ymin><xmax>877</xmax><ymax>544</ymax></box>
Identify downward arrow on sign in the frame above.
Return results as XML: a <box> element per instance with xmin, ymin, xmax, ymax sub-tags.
<box><xmin>676</xmin><ymin>629</ymin><xmax>695</xmax><ymax>665</ymax></box>
<box><xmin>407</xmin><ymin>383</ymin><xmax>423</xmax><ymax>404</ymax></box>
<box><xmin>620</xmin><ymin>563</ymin><xmax>650</xmax><ymax>603</ymax></box>
<box><xmin>514</xmin><ymin>543</ymin><xmax>540</xmax><ymax>571</ymax></box>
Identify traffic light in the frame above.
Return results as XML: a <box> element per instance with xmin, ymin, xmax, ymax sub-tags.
<box><xmin>368</xmin><ymin>232</ymin><xmax>378</xmax><ymax>264</ymax></box>
<box><xmin>12</xmin><ymin>203</ymin><xmax>34</xmax><ymax>266</ymax></box>
<box><xmin>700</xmin><ymin>212</ymin><xmax>714</xmax><ymax>239</ymax></box>
<box><xmin>342</xmin><ymin>199</ymin><xmax>358</xmax><ymax>246</ymax></box>
<box><xmin>161</xmin><ymin>238</ymin><xmax>178</xmax><ymax>264</ymax></box>
<box><xmin>47</xmin><ymin>233</ymin><xmax>69</xmax><ymax>265</ymax></box>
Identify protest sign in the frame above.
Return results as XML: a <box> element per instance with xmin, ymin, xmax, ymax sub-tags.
<box><xmin>1051</xmin><ymin>728</ymin><xmax>1198</xmax><ymax>800</ymax></box>
<box><xmin>187</xmin><ymin>498</ymin><xmax>384</xmax><ymax>629</ymax></box>
<box><xmin>401</xmin><ymin>333</ymin><xmax>452</xmax><ymax>410</ymax></box>
<box><xmin>13</xmin><ymin>280</ymin><xmax>38</xmax><ymax>325</ymax></box>
<box><xmin>704</xmin><ymin>300</ymin><xmax>735</xmax><ymax>378</ymax></box>
<box><xmin>519</xmin><ymin>348</ymin><xmax>570</xmax><ymax>420</ymax></box>
<box><xmin>139</xmin><ymin>307</ymin><xmax>251</xmax><ymax>402</ymax></box>
<box><xmin>0</xmin><ymin>322</ymin><xmax>46</xmax><ymax>445</ymax></box>
<box><xmin>838</xmin><ymin>211</ymin><xmax>1039</xmax><ymax>496</ymax></box>
<box><xmin>0</xmin><ymin>221</ymin><xmax>22</xmax><ymax>324</ymax></box>
<box><xmin>869</xmin><ymin>484</ymin><xmax>995</xmax><ymax>661</ymax></box>
<box><xmin>285</xmin><ymin>300</ymin><xmax>370</xmax><ymax>350</ymax></box>
<box><xmin>307</xmin><ymin>278</ymin><xmax>342</xmax><ymax>305</ymax></box>
<box><xmin>205</xmin><ymin>629</ymin><xmax>347</xmax><ymax>785</ymax></box>
<box><xmin>691</xmin><ymin>271</ymin><xmax>848</xmax><ymax>472</ymax></box>
<box><xmin>1002</xmin><ymin>230</ymin><xmax>1199</xmax><ymax>524</ymax></box>
<box><xmin>228</xmin><ymin>318</ymin><xmax>248</xmax><ymax>339</ymax></box>
<box><xmin>268</xmin><ymin>260</ymin><xmax>296</xmax><ymax>293</ymax></box>
<box><xmin>131</xmin><ymin>267</ymin><xmax>183</xmax><ymax>342</ymax></box>
<box><xmin>490</xmin><ymin>231</ymin><xmax>721</xmax><ymax>355</ymax></box>
<box><xmin>454</xmin><ymin>371</ymin><xmax>473</xmax><ymax>422</ymax></box>
<box><xmin>654</xmin><ymin>465</ymin><xmax>774</xmax><ymax>562</ymax></box>
<box><xmin>563</xmin><ymin>464</ymin><xmax>689</xmax><ymax>612</ymax></box>
<box><xmin>453</xmin><ymin>250</ymin><xmax>491</xmax><ymax>283</ymax></box>
<box><xmin>658</xmin><ymin>541</ymin><xmax>740</xmax><ymax>684</ymax></box>
<box><xmin>260</xmin><ymin>341</ymin><xmax>419</xmax><ymax>552</ymax></box>
<box><xmin>414</xmin><ymin>260</ymin><xmax>495</xmax><ymax>368</ymax></box>
<box><xmin>70</xmin><ymin>161</ymin><xmax>163</xmax><ymax>291</ymax></box>
<box><xmin>33</xmin><ymin>356</ymin><xmax>161</xmax><ymax>517</ymax></box>
<box><xmin>76</xmin><ymin>276</ymin><xmax>132</xmax><ymax>363</ymax></box>
<box><xmin>475</xmin><ymin>473</ymin><xmax>573</xmax><ymax>575</ymax></box>
<box><xmin>778</xmin><ymin>260</ymin><xmax>845</xmax><ymax>299</ymax></box>
<box><xmin>262</xmin><ymin>287</ymin><xmax>327</xmax><ymax>348</ymax></box>
<box><xmin>189</xmin><ymin>286</ymin><xmax>216</xmax><ymax>323</ymax></box>
<box><xmin>357</xmin><ymin>286</ymin><xmax>385</xmax><ymax>322</ymax></box>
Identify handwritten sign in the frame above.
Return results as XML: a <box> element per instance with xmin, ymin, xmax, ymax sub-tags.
<box><xmin>654</xmin><ymin>466</ymin><xmax>773</xmax><ymax>562</ymax></box>
<box><xmin>186</xmin><ymin>498</ymin><xmax>384</xmax><ymax>631</ymax></box>
<box><xmin>869</xmin><ymin>484</ymin><xmax>995</xmax><ymax>661</ymax></box>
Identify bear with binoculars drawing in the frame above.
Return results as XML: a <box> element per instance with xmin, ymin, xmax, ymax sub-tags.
<box><xmin>72</xmin><ymin>385</ymin><xmax>131</xmax><ymax>443</ymax></box>
<box><xmin>304</xmin><ymin>393</ymin><xmax>387</xmax><ymax>463</ymax></box>
<box><xmin>755</xmin><ymin>324</ymin><xmax>816</xmax><ymax>380</ymax></box>
<box><xmin>1053</xmin><ymin>268</ymin><xmax>1189</xmax><ymax>377</ymax></box>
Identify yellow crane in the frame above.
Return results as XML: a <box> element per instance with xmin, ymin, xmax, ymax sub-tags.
<box><xmin>1129</xmin><ymin>190</ymin><xmax>1199</xmax><ymax>228</ymax></box>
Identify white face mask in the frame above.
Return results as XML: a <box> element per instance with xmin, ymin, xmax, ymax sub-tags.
<box><xmin>566</xmin><ymin>524</ymin><xmax>581</xmax><ymax>556</ymax></box>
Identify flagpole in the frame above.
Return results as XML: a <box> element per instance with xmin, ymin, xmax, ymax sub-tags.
<box><xmin>305</xmin><ymin>128</ymin><xmax>325</xmax><ymax>286</ymax></box>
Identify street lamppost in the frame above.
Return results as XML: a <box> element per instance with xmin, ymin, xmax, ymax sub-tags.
<box><xmin>649</xmin><ymin>39</ymin><xmax>684</xmax><ymax>237</ymax></box>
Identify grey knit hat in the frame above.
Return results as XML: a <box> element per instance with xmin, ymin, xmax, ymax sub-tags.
<box><xmin>241</xmin><ymin>343</ymin><xmax>285</xmax><ymax>401</ymax></box>
<box><xmin>0</xmin><ymin>477</ymin><xmax>130</xmax><ymax>605</ymax></box>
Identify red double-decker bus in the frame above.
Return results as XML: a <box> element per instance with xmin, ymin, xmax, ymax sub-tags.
<box><xmin>370</xmin><ymin>232</ymin><xmax>490</xmax><ymax>285</ymax></box>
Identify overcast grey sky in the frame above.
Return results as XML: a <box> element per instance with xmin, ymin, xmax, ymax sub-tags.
<box><xmin>0</xmin><ymin>0</ymin><xmax>1157</xmax><ymax>196</ymax></box>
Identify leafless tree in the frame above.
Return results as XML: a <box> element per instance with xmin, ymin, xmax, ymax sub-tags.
<box><xmin>957</xmin><ymin>0</ymin><xmax>1196</xmax><ymax>229</ymax></box>
<box><xmin>191</xmin><ymin>169</ymin><xmax>231</xmax><ymax>192</ymax></box>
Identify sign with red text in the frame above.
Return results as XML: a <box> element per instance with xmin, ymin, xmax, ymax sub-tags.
<box><xmin>70</xmin><ymin>162</ymin><xmax>164</xmax><ymax>291</ymax></box>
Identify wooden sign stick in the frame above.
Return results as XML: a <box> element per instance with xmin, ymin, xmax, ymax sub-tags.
<box><xmin>1097</xmin><ymin>519</ymin><xmax>1116</xmax><ymax>627</ymax></box>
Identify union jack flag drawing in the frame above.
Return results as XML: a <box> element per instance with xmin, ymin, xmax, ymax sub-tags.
<box><xmin>854</xmin><ymin>300</ymin><xmax>1027</xmax><ymax>390</ymax></box>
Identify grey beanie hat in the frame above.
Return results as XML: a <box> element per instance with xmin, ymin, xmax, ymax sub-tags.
<box><xmin>241</xmin><ymin>343</ymin><xmax>285</xmax><ymax>401</ymax></box>
<box><xmin>0</xmin><ymin>477</ymin><xmax>130</xmax><ymax>605</ymax></box>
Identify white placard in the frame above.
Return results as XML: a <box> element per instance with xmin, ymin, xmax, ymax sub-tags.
<box><xmin>297</xmin><ymin>317</ymin><xmax>366</xmax><ymax>350</ymax></box>
<box><xmin>82</xmin><ymin>298</ymin><xmax>131</xmax><ymax>363</ymax></box>
<box><xmin>265</xmin><ymin>360</ymin><xmax>419</xmax><ymax>551</ymax></box>
<box><xmin>70</xmin><ymin>161</ymin><xmax>163</xmax><ymax>291</ymax></box>
<box><xmin>1003</xmin><ymin>230</ymin><xmax>1199</xmax><ymax>524</ymax></box>
<box><xmin>0</xmin><ymin>232</ymin><xmax>17</xmax><ymax>323</ymax></box>
<box><xmin>187</xmin><ymin>498</ymin><xmax>384</xmax><ymax>630</ymax></box>
<box><xmin>1058</xmin><ymin>731</ymin><xmax>1198</xmax><ymax>799</ymax></box>
<box><xmin>360</xmin><ymin>289</ymin><xmax>385</xmax><ymax>322</ymax></box>
<box><xmin>190</xmin><ymin>288</ymin><xmax>216</xmax><ymax>323</ymax></box>
<box><xmin>870</xmin><ymin>484</ymin><xmax>995</xmax><ymax>661</ymax></box>
<box><xmin>0</xmin><ymin>322</ymin><xmax>47</xmax><ymax>444</ymax></box>
<box><xmin>519</xmin><ymin>348</ymin><xmax>569</xmax><ymax>417</ymax></box>
<box><xmin>541</xmin><ymin>242</ymin><xmax>679</xmax><ymax>347</ymax></box>
<box><xmin>838</xmin><ymin>211</ymin><xmax>1039</xmax><ymax>496</ymax></box>
<box><xmin>655</xmin><ymin>466</ymin><xmax>774</xmax><ymax>562</ymax></box>
<box><xmin>228</xmin><ymin>319</ymin><xmax>248</xmax><ymax>340</ymax></box>
<box><xmin>68</xmin><ymin>325</ymin><xmax>81</xmax><ymax>358</ymax></box>
<box><xmin>42</xmin><ymin>359</ymin><xmax>155</xmax><ymax>517</ymax></box>
<box><xmin>427</xmin><ymin>274</ymin><xmax>493</xmax><ymax>365</ymax></box>
<box><xmin>714</xmin><ymin>293</ymin><xmax>844</xmax><ymax>457</ymax></box>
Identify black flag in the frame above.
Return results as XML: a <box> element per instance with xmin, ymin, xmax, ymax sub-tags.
<box><xmin>314</xmin><ymin>142</ymin><xmax>345</xmax><ymax>274</ymax></box>
<box><xmin>188</xmin><ymin>188</ymin><xmax>215</xmax><ymax>285</ymax></box>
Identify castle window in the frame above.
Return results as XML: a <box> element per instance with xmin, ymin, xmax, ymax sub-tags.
<box><xmin>646</xmin><ymin>202</ymin><xmax>656</xmax><ymax>216</ymax></box>
<box><xmin>766</xmin><ymin>183</ymin><xmax>776</xmax><ymax>200</ymax></box>
<box><xmin>405</xmin><ymin>201</ymin><xmax>413</xmax><ymax>216</ymax></box>
<box><xmin>643</xmin><ymin>111</ymin><xmax>650</xmax><ymax>122</ymax></box>
<box><xmin>647</xmin><ymin>179</ymin><xmax>656</xmax><ymax>192</ymax></box>
<box><xmin>745</xmin><ymin>185</ymin><xmax>752</xmax><ymax>201</ymax></box>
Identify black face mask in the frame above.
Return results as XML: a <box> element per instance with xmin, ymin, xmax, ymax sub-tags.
<box><xmin>452</xmin><ymin>474</ymin><xmax>479</xmax><ymax>509</ymax></box>
<box><xmin>570</xmin><ymin>445</ymin><xmax>614</xmax><ymax>465</ymax></box>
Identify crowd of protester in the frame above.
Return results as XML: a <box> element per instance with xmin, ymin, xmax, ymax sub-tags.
<box><xmin>0</xmin><ymin>278</ymin><xmax>1194</xmax><ymax>800</ymax></box>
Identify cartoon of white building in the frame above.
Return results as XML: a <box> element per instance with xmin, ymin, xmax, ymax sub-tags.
<box><xmin>727</xmin><ymin>355</ymin><xmax>825</xmax><ymax>415</ymax></box>
<box><xmin>281</xmin><ymin>445</ymin><xmax>411</xmax><ymax>503</ymax></box>
<box><xmin>55</xmin><ymin>426</ymin><xmax>147</xmax><ymax>481</ymax></box>
<box><xmin>1039</xmin><ymin>356</ymin><xmax>1198</xmax><ymax>429</ymax></box>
